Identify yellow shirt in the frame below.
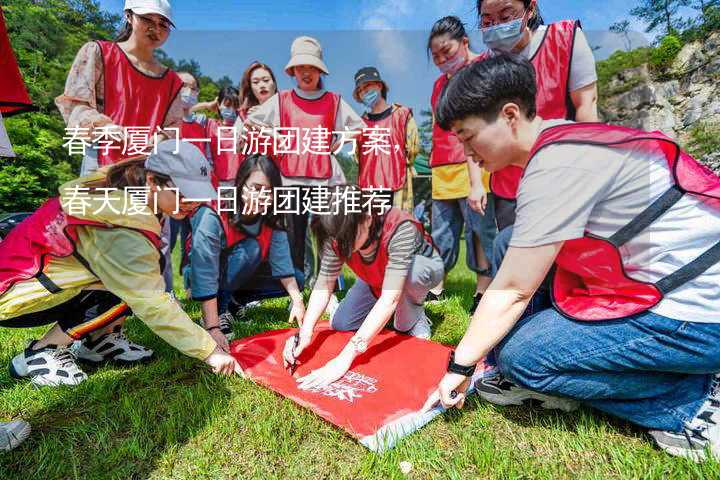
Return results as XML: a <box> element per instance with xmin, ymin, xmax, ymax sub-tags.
<box><xmin>0</xmin><ymin>173</ymin><xmax>216</xmax><ymax>361</ymax></box>
<box><xmin>432</xmin><ymin>163</ymin><xmax>470</xmax><ymax>200</ymax></box>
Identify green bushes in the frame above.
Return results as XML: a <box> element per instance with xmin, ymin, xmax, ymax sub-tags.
<box><xmin>686</xmin><ymin>121</ymin><xmax>720</xmax><ymax>158</ymax></box>
<box><xmin>650</xmin><ymin>34</ymin><xmax>683</xmax><ymax>71</ymax></box>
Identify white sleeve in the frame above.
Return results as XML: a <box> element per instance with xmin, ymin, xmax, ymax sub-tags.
<box><xmin>0</xmin><ymin>113</ymin><xmax>15</xmax><ymax>157</ymax></box>
<box><xmin>568</xmin><ymin>28</ymin><xmax>598</xmax><ymax>92</ymax></box>
<box><xmin>247</xmin><ymin>93</ymin><xmax>281</xmax><ymax>127</ymax></box>
<box><xmin>335</xmin><ymin>98</ymin><xmax>366</xmax><ymax>132</ymax></box>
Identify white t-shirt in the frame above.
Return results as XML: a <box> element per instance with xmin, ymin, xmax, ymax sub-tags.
<box><xmin>517</xmin><ymin>24</ymin><xmax>598</xmax><ymax>92</ymax></box>
<box><xmin>511</xmin><ymin>120</ymin><xmax>720</xmax><ymax>323</ymax></box>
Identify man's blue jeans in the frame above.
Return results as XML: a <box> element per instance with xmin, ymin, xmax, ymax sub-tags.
<box><xmin>496</xmin><ymin>308</ymin><xmax>720</xmax><ymax>432</ymax></box>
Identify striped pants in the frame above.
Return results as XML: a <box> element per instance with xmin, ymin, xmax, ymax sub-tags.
<box><xmin>0</xmin><ymin>291</ymin><xmax>128</xmax><ymax>340</ymax></box>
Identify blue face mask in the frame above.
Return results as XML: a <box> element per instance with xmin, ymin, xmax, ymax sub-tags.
<box><xmin>361</xmin><ymin>89</ymin><xmax>381</xmax><ymax>109</ymax></box>
<box><xmin>219</xmin><ymin>106</ymin><xmax>237</xmax><ymax>123</ymax></box>
<box><xmin>438</xmin><ymin>50</ymin><xmax>467</xmax><ymax>76</ymax></box>
<box><xmin>180</xmin><ymin>90</ymin><xmax>198</xmax><ymax>108</ymax></box>
<box><xmin>482</xmin><ymin>15</ymin><xmax>526</xmax><ymax>53</ymax></box>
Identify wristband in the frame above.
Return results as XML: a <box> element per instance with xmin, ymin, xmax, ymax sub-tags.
<box><xmin>447</xmin><ymin>351</ymin><xmax>476</xmax><ymax>377</ymax></box>
<box><xmin>206</xmin><ymin>326</ymin><xmax>220</xmax><ymax>332</ymax></box>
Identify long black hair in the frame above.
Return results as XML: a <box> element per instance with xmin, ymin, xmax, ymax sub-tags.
<box><xmin>115</xmin><ymin>10</ymin><xmax>133</xmax><ymax>42</ymax></box>
<box><xmin>426</xmin><ymin>16</ymin><xmax>469</xmax><ymax>59</ymax></box>
<box><xmin>311</xmin><ymin>185</ymin><xmax>385</xmax><ymax>260</ymax></box>
<box><xmin>231</xmin><ymin>154</ymin><xmax>285</xmax><ymax>231</ymax></box>
<box><xmin>476</xmin><ymin>0</ymin><xmax>544</xmax><ymax>31</ymax></box>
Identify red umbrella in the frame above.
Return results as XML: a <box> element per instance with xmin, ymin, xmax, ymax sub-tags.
<box><xmin>0</xmin><ymin>7</ymin><xmax>35</xmax><ymax>116</ymax></box>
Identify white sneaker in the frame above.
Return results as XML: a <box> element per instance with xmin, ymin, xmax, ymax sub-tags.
<box><xmin>10</xmin><ymin>341</ymin><xmax>87</xmax><ymax>387</ymax></box>
<box><xmin>475</xmin><ymin>373</ymin><xmax>579</xmax><ymax>412</ymax></box>
<box><xmin>0</xmin><ymin>420</ymin><xmax>30</xmax><ymax>451</ymax></box>
<box><xmin>71</xmin><ymin>327</ymin><xmax>153</xmax><ymax>364</ymax></box>
<box><xmin>407</xmin><ymin>314</ymin><xmax>432</xmax><ymax>340</ymax></box>
<box><xmin>650</xmin><ymin>374</ymin><xmax>720</xmax><ymax>461</ymax></box>
<box><xmin>217</xmin><ymin>312</ymin><xmax>236</xmax><ymax>341</ymax></box>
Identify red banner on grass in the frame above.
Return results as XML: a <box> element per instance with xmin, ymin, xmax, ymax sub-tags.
<box><xmin>230</xmin><ymin>324</ymin><xmax>451</xmax><ymax>451</ymax></box>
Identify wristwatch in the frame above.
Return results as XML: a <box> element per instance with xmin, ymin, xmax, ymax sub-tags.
<box><xmin>447</xmin><ymin>351</ymin><xmax>476</xmax><ymax>377</ymax></box>
<box><xmin>349</xmin><ymin>335</ymin><xmax>368</xmax><ymax>354</ymax></box>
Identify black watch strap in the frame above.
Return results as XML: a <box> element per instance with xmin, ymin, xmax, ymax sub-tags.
<box><xmin>447</xmin><ymin>351</ymin><xmax>476</xmax><ymax>377</ymax></box>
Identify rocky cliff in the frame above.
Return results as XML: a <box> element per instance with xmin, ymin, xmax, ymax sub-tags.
<box><xmin>601</xmin><ymin>31</ymin><xmax>720</xmax><ymax>173</ymax></box>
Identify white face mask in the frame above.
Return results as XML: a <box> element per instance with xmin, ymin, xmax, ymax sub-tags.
<box><xmin>482</xmin><ymin>11</ymin><xmax>528</xmax><ymax>53</ymax></box>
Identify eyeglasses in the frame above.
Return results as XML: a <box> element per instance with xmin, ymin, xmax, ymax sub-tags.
<box><xmin>133</xmin><ymin>13</ymin><xmax>172</xmax><ymax>33</ymax></box>
<box><xmin>480</xmin><ymin>8</ymin><xmax>526</xmax><ymax>29</ymax></box>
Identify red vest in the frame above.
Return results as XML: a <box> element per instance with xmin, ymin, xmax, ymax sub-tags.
<box><xmin>340</xmin><ymin>209</ymin><xmax>434</xmax><ymax>298</ymax></box>
<box><xmin>357</xmin><ymin>106</ymin><xmax>412</xmax><ymax>191</ymax></box>
<box><xmin>0</xmin><ymin>197</ymin><xmax>162</xmax><ymax>297</ymax></box>
<box><xmin>0</xmin><ymin>9</ymin><xmax>34</xmax><ymax>116</ymax></box>
<box><xmin>237</xmin><ymin>109</ymin><xmax>276</xmax><ymax>167</ymax></box>
<box><xmin>490</xmin><ymin>20</ymin><xmax>580</xmax><ymax>202</ymax></box>
<box><xmin>429</xmin><ymin>56</ymin><xmax>484</xmax><ymax>168</ymax></box>
<box><xmin>96</xmin><ymin>40</ymin><xmax>183</xmax><ymax>166</ymax></box>
<box><xmin>208</xmin><ymin>118</ymin><xmax>242</xmax><ymax>182</ymax></box>
<box><xmin>184</xmin><ymin>204</ymin><xmax>274</xmax><ymax>268</ymax></box>
<box><xmin>527</xmin><ymin>123</ymin><xmax>720</xmax><ymax>321</ymax></box>
<box><xmin>278</xmin><ymin>90</ymin><xmax>340</xmax><ymax>179</ymax></box>
<box><xmin>181</xmin><ymin>118</ymin><xmax>208</xmax><ymax>158</ymax></box>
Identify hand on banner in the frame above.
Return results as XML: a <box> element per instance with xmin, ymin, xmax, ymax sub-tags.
<box><xmin>209</xmin><ymin>328</ymin><xmax>230</xmax><ymax>353</ymax></box>
<box><xmin>296</xmin><ymin>350</ymin><xmax>354</xmax><ymax>390</ymax></box>
<box><xmin>467</xmin><ymin>187</ymin><xmax>488</xmax><ymax>215</ymax></box>
<box><xmin>205</xmin><ymin>346</ymin><xmax>244</xmax><ymax>377</ymax></box>
<box><xmin>282</xmin><ymin>331</ymin><xmax>311</xmax><ymax>369</ymax></box>
<box><xmin>423</xmin><ymin>372</ymin><xmax>471</xmax><ymax>412</ymax></box>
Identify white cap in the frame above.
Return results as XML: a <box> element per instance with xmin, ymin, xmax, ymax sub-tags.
<box><xmin>284</xmin><ymin>36</ymin><xmax>329</xmax><ymax>76</ymax></box>
<box><xmin>145</xmin><ymin>140</ymin><xmax>215</xmax><ymax>199</ymax></box>
<box><xmin>124</xmin><ymin>0</ymin><xmax>174</xmax><ymax>26</ymax></box>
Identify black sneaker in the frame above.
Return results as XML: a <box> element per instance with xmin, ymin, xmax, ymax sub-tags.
<box><xmin>426</xmin><ymin>291</ymin><xmax>445</xmax><ymax>303</ymax></box>
<box><xmin>650</xmin><ymin>374</ymin><xmax>720</xmax><ymax>461</ymax></box>
<box><xmin>470</xmin><ymin>293</ymin><xmax>483</xmax><ymax>315</ymax></box>
<box><xmin>217</xmin><ymin>312</ymin><xmax>236</xmax><ymax>340</ymax></box>
<box><xmin>475</xmin><ymin>373</ymin><xmax>579</xmax><ymax>412</ymax></box>
<box><xmin>10</xmin><ymin>341</ymin><xmax>87</xmax><ymax>387</ymax></box>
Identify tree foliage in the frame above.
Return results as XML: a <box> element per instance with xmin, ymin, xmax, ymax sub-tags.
<box><xmin>1</xmin><ymin>0</ymin><xmax>227</xmax><ymax>212</ymax></box>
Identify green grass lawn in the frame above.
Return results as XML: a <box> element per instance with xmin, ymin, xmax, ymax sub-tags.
<box><xmin>2</xmin><ymin>245</ymin><xmax>719</xmax><ymax>479</ymax></box>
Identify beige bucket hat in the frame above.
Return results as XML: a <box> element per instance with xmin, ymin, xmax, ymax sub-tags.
<box><xmin>284</xmin><ymin>36</ymin><xmax>329</xmax><ymax>76</ymax></box>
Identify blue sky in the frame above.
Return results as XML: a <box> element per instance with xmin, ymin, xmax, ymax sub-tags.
<box><xmin>97</xmin><ymin>0</ymin><xmax>659</xmax><ymax>116</ymax></box>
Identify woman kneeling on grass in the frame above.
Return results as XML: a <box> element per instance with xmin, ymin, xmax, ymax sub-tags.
<box><xmin>183</xmin><ymin>154</ymin><xmax>305</xmax><ymax>349</ymax></box>
<box><xmin>0</xmin><ymin>141</ymin><xmax>242</xmax><ymax>389</ymax></box>
<box><xmin>282</xmin><ymin>186</ymin><xmax>444</xmax><ymax>389</ymax></box>
<box><xmin>426</xmin><ymin>54</ymin><xmax>720</xmax><ymax>461</ymax></box>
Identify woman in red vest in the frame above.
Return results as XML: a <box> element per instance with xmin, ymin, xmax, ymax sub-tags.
<box><xmin>183</xmin><ymin>155</ymin><xmax>305</xmax><ymax>351</ymax></box>
<box><xmin>0</xmin><ymin>141</ymin><xmax>242</xmax><ymax>391</ymax></box>
<box><xmin>56</xmin><ymin>0</ymin><xmax>183</xmax><ymax>174</ymax></box>
<box><xmin>476</xmin><ymin>0</ymin><xmax>599</xmax><ymax>278</ymax></box>
<box><xmin>205</xmin><ymin>86</ymin><xmax>243</xmax><ymax>186</ymax></box>
<box><xmin>352</xmin><ymin>66</ymin><xmax>420</xmax><ymax>213</ymax></box>
<box><xmin>427</xmin><ymin>55</ymin><xmax>720</xmax><ymax>461</ymax></box>
<box><xmin>282</xmin><ymin>186</ymin><xmax>445</xmax><ymax>389</ymax></box>
<box><xmin>246</xmin><ymin>36</ymin><xmax>365</xmax><ymax>313</ymax></box>
<box><xmin>427</xmin><ymin>16</ymin><xmax>497</xmax><ymax>314</ymax></box>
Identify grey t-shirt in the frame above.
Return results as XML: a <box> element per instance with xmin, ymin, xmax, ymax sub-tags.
<box><xmin>511</xmin><ymin>120</ymin><xmax>720</xmax><ymax>323</ymax></box>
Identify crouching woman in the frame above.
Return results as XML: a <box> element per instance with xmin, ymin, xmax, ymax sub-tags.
<box><xmin>283</xmin><ymin>186</ymin><xmax>444</xmax><ymax>389</ymax></box>
<box><xmin>0</xmin><ymin>141</ymin><xmax>242</xmax><ymax>388</ymax></box>
<box><xmin>183</xmin><ymin>154</ymin><xmax>305</xmax><ymax>348</ymax></box>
